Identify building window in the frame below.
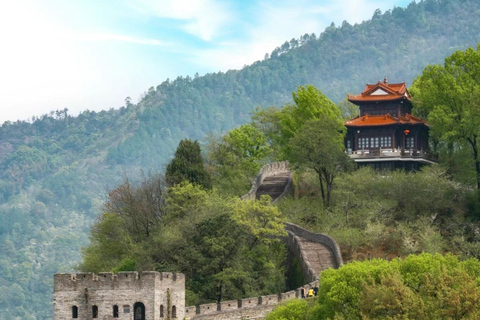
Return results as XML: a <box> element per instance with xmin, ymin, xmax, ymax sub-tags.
<box><xmin>172</xmin><ymin>306</ymin><xmax>177</xmax><ymax>318</ymax></box>
<box><xmin>160</xmin><ymin>305</ymin><xmax>164</xmax><ymax>318</ymax></box>
<box><xmin>358</xmin><ymin>137</ymin><xmax>370</xmax><ymax>149</ymax></box>
<box><xmin>406</xmin><ymin>136</ymin><xmax>414</xmax><ymax>149</ymax></box>
<box><xmin>123</xmin><ymin>305</ymin><xmax>130</xmax><ymax>313</ymax></box>
<box><xmin>113</xmin><ymin>305</ymin><xmax>119</xmax><ymax>318</ymax></box>
<box><xmin>72</xmin><ymin>306</ymin><xmax>78</xmax><ymax>318</ymax></box>
<box><xmin>380</xmin><ymin>136</ymin><xmax>392</xmax><ymax>148</ymax></box>
<box><xmin>92</xmin><ymin>305</ymin><xmax>98</xmax><ymax>318</ymax></box>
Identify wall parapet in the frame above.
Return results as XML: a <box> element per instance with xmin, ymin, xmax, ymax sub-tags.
<box><xmin>272</xmin><ymin>172</ymin><xmax>293</xmax><ymax>204</ymax></box>
<box><xmin>241</xmin><ymin>161</ymin><xmax>290</xmax><ymax>201</ymax></box>
<box><xmin>54</xmin><ymin>271</ymin><xmax>184</xmax><ymax>292</ymax></box>
<box><xmin>286</xmin><ymin>222</ymin><xmax>343</xmax><ymax>272</ymax></box>
<box><xmin>54</xmin><ymin>271</ymin><xmax>185</xmax><ymax>292</ymax></box>
<box><xmin>184</xmin><ymin>164</ymin><xmax>344</xmax><ymax>319</ymax></box>
<box><xmin>185</xmin><ymin>281</ymin><xmax>320</xmax><ymax>320</ymax></box>
<box><xmin>184</xmin><ymin>222</ymin><xmax>343</xmax><ymax>319</ymax></box>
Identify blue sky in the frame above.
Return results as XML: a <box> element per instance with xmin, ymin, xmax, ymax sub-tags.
<box><xmin>0</xmin><ymin>0</ymin><xmax>412</xmax><ymax>123</ymax></box>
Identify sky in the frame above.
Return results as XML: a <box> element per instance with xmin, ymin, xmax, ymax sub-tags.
<box><xmin>0</xmin><ymin>0</ymin><xmax>412</xmax><ymax>124</ymax></box>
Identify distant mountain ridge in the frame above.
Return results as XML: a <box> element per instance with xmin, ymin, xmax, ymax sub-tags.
<box><xmin>1</xmin><ymin>0</ymin><xmax>480</xmax><ymax>318</ymax></box>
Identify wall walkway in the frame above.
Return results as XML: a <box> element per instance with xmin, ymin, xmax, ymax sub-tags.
<box><xmin>186</xmin><ymin>162</ymin><xmax>342</xmax><ymax>320</ymax></box>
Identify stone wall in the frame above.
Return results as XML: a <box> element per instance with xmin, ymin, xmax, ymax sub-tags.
<box><xmin>272</xmin><ymin>172</ymin><xmax>294</xmax><ymax>204</ymax></box>
<box><xmin>185</xmin><ymin>282</ymin><xmax>320</xmax><ymax>320</ymax></box>
<box><xmin>180</xmin><ymin>162</ymin><xmax>343</xmax><ymax>320</ymax></box>
<box><xmin>190</xmin><ymin>304</ymin><xmax>276</xmax><ymax>320</ymax></box>
<box><xmin>185</xmin><ymin>221</ymin><xmax>343</xmax><ymax>320</ymax></box>
<box><xmin>54</xmin><ymin>271</ymin><xmax>185</xmax><ymax>320</ymax></box>
<box><xmin>285</xmin><ymin>223</ymin><xmax>343</xmax><ymax>283</ymax></box>
<box><xmin>241</xmin><ymin>161</ymin><xmax>290</xmax><ymax>201</ymax></box>
<box><xmin>184</xmin><ymin>222</ymin><xmax>343</xmax><ymax>319</ymax></box>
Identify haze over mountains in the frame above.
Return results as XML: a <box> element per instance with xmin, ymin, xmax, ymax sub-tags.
<box><xmin>1</xmin><ymin>0</ymin><xmax>480</xmax><ymax>318</ymax></box>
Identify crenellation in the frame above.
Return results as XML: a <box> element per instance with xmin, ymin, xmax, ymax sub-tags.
<box><xmin>185</xmin><ymin>305</ymin><xmax>197</xmax><ymax>316</ymax></box>
<box><xmin>98</xmin><ymin>272</ymin><xmax>116</xmax><ymax>282</ymax></box>
<box><xmin>219</xmin><ymin>299</ymin><xmax>239</xmax><ymax>311</ymax></box>
<box><xmin>281</xmin><ymin>290</ymin><xmax>296</xmax><ymax>301</ymax></box>
<box><xmin>240</xmin><ymin>296</ymin><xmax>261</xmax><ymax>309</ymax></box>
<box><xmin>54</xmin><ymin>271</ymin><xmax>185</xmax><ymax>320</ymax></box>
<box><xmin>199</xmin><ymin>302</ymin><xmax>218</xmax><ymax>315</ymax></box>
<box><xmin>117</xmin><ymin>271</ymin><xmax>139</xmax><ymax>280</ymax></box>
<box><xmin>260</xmin><ymin>294</ymin><xmax>279</xmax><ymax>306</ymax></box>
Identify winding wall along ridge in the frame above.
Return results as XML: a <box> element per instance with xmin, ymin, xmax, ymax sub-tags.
<box><xmin>240</xmin><ymin>161</ymin><xmax>291</xmax><ymax>201</ymax></box>
<box><xmin>186</xmin><ymin>162</ymin><xmax>343</xmax><ymax>319</ymax></box>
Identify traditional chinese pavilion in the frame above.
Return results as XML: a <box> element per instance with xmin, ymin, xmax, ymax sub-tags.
<box><xmin>344</xmin><ymin>78</ymin><xmax>436</xmax><ymax>170</ymax></box>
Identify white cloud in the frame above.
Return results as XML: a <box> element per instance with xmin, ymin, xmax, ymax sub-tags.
<box><xmin>182</xmin><ymin>0</ymin><xmax>327</xmax><ymax>71</ymax></box>
<box><xmin>128</xmin><ymin>0</ymin><xmax>233</xmax><ymax>41</ymax></box>
<box><xmin>0</xmin><ymin>0</ymin><xmax>413</xmax><ymax>123</ymax></box>
<box><xmin>182</xmin><ymin>0</ymin><xmax>413</xmax><ymax>72</ymax></box>
<box><xmin>75</xmin><ymin>32</ymin><xmax>168</xmax><ymax>46</ymax></box>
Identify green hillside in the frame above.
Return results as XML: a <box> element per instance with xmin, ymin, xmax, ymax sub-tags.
<box><xmin>1</xmin><ymin>0</ymin><xmax>480</xmax><ymax>318</ymax></box>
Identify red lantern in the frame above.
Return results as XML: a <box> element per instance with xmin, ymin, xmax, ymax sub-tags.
<box><xmin>404</xmin><ymin>129</ymin><xmax>410</xmax><ymax>135</ymax></box>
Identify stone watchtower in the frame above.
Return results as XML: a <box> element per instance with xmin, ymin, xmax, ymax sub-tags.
<box><xmin>54</xmin><ymin>271</ymin><xmax>185</xmax><ymax>320</ymax></box>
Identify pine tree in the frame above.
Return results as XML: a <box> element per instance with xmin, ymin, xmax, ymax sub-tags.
<box><xmin>166</xmin><ymin>139</ymin><xmax>211</xmax><ymax>189</ymax></box>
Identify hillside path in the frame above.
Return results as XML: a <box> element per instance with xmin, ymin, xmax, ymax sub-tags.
<box><xmin>255</xmin><ymin>171</ymin><xmax>338</xmax><ymax>277</ymax></box>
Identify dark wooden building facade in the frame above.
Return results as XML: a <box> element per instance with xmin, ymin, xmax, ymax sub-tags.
<box><xmin>344</xmin><ymin>78</ymin><xmax>435</xmax><ymax>170</ymax></box>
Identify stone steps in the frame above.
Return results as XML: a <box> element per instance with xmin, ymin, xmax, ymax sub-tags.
<box><xmin>255</xmin><ymin>172</ymin><xmax>291</xmax><ymax>201</ymax></box>
<box><xmin>255</xmin><ymin>172</ymin><xmax>337</xmax><ymax>275</ymax></box>
<box><xmin>296</xmin><ymin>236</ymin><xmax>336</xmax><ymax>273</ymax></box>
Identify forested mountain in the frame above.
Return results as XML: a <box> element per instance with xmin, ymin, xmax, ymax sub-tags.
<box><xmin>1</xmin><ymin>0</ymin><xmax>480</xmax><ymax>318</ymax></box>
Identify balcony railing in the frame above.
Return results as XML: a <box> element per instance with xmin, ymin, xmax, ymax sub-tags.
<box><xmin>347</xmin><ymin>148</ymin><xmax>438</xmax><ymax>162</ymax></box>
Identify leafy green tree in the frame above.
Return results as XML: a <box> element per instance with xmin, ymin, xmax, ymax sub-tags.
<box><xmin>358</xmin><ymin>271</ymin><xmax>426</xmax><ymax>318</ymax></box>
<box><xmin>166</xmin><ymin>181</ymin><xmax>209</xmax><ymax>221</ymax></box>
<box><xmin>166</xmin><ymin>139</ymin><xmax>212</xmax><ymax>189</ymax></box>
<box><xmin>80</xmin><ymin>213</ymin><xmax>134</xmax><ymax>272</ymax></box>
<box><xmin>81</xmin><ymin>180</ymin><xmax>286</xmax><ymax>305</ymax></box>
<box><xmin>289</xmin><ymin>118</ymin><xmax>353</xmax><ymax>207</ymax></box>
<box><xmin>206</xmin><ymin>124</ymin><xmax>271</xmax><ymax>195</ymax></box>
<box><xmin>266</xmin><ymin>299</ymin><xmax>312</xmax><ymax>320</ymax></box>
<box><xmin>308</xmin><ymin>253</ymin><xmax>480</xmax><ymax>320</ymax></box>
<box><xmin>337</xmin><ymin>97</ymin><xmax>359</xmax><ymax>120</ymax></box>
<box><xmin>253</xmin><ymin>85</ymin><xmax>343</xmax><ymax>159</ymax></box>
<box><xmin>232</xmin><ymin>195</ymin><xmax>286</xmax><ymax>248</ymax></box>
<box><xmin>412</xmin><ymin>44</ymin><xmax>480</xmax><ymax>188</ymax></box>
<box><xmin>224</xmin><ymin>124</ymin><xmax>272</xmax><ymax>162</ymax></box>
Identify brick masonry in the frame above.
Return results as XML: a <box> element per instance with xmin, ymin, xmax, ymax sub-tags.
<box><xmin>53</xmin><ymin>271</ymin><xmax>185</xmax><ymax>320</ymax></box>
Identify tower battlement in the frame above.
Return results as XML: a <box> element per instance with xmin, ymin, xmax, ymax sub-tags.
<box><xmin>54</xmin><ymin>271</ymin><xmax>185</xmax><ymax>319</ymax></box>
<box><xmin>54</xmin><ymin>271</ymin><xmax>184</xmax><ymax>291</ymax></box>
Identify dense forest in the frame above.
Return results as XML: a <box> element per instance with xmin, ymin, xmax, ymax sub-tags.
<box><xmin>81</xmin><ymin>46</ymin><xmax>480</xmax><ymax>318</ymax></box>
<box><xmin>1</xmin><ymin>0</ymin><xmax>480</xmax><ymax>318</ymax></box>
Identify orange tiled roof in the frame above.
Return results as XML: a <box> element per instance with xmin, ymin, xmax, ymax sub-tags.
<box><xmin>348</xmin><ymin>80</ymin><xmax>410</xmax><ymax>103</ymax></box>
<box><xmin>345</xmin><ymin>113</ymin><xmax>428</xmax><ymax>127</ymax></box>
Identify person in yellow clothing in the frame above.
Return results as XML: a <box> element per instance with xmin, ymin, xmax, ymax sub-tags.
<box><xmin>307</xmin><ymin>288</ymin><xmax>314</xmax><ymax>297</ymax></box>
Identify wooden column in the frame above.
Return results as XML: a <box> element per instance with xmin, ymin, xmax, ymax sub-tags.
<box><xmin>354</xmin><ymin>130</ymin><xmax>358</xmax><ymax>151</ymax></box>
<box><xmin>414</xmin><ymin>130</ymin><xmax>418</xmax><ymax>152</ymax></box>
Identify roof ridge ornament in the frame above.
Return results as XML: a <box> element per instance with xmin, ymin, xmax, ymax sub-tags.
<box><xmin>384</xmin><ymin>76</ymin><xmax>388</xmax><ymax>85</ymax></box>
